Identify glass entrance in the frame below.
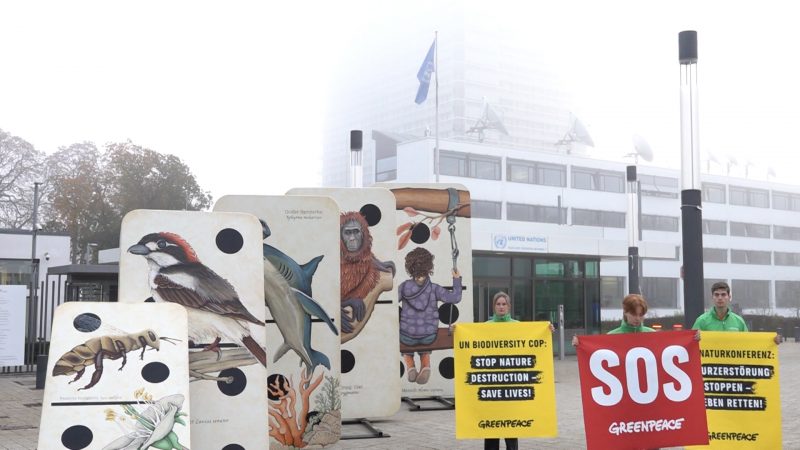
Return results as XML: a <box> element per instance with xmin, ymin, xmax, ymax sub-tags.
<box><xmin>473</xmin><ymin>279</ymin><xmax>510</xmax><ymax>322</ymax></box>
<box><xmin>473</xmin><ymin>254</ymin><xmax>602</xmax><ymax>356</ymax></box>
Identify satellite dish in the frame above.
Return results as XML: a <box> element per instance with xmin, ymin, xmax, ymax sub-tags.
<box><xmin>707</xmin><ymin>151</ymin><xmax>720</xmax><ymax>164</ymax></box>
<box><xmin>727</xmin><ymin>155</ymin><xmax>739</xmax><ymax>166</ymax></box>
<box><xmin>767</xmin><ymin>167</ymin><xmax>777</xmax><ymax>178</ymax></box>
<box><xmin>631</xmin><ymin>134</ymin><xmax>654</xmax><ymax>162</ymax></box>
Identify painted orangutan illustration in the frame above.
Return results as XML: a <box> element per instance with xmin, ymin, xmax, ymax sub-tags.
<box><xmin>339</xmin><ymin>211</ymin><xmax>395</xmax><ymax>342</ymax></box>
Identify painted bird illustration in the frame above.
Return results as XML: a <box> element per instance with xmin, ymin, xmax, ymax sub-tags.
<box><xmin>259</xmin><ymin>219</ymin><xmax>338</xmax><ymax>376</ymax></box>
<box><xmin>127</xmin><ymin>232</ymin><xmax>267</xmax><ymax>367</ymax></box>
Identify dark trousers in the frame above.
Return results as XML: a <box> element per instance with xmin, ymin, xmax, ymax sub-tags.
<box><xmin>484</xmin><ymin>438</ymin><xmax>518</xmax><ymax>450</ymax></box>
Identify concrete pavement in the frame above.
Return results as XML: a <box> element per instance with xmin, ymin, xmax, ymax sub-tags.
<box><xmin>3</xmin><ymin>342</ymin><xmax>798</xmax><ymax>449</ymax></box>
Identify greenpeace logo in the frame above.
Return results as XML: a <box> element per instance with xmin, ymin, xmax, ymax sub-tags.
<box><xmin>478</xmin><ymin>419</ymin><xmax>534</xmax><ymax>429</ymax></box>
<box><xmin>709</xmin><ymin>432</ymin><xmax>759</xmax><ymax>442</ymax></box>
<box><xmin>608</xmin><ymin>418</ymin><xmax>685</xmax><ymax>436</ymax></box>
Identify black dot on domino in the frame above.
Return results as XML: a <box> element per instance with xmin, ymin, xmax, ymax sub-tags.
<box><xmin>410</xmin><ymin>223</ymin><xmax>430</xmax><ymax>244</ymax></box>
<box><xmin>61</xmin><ymin>425</ymin><xmax>93</xmax><ymax>450</ymax></box>
<box><xmin>438</xmin><ymin>304</ymin><xmax>460</xmax><ymax>324</ymax></box>
<box><xmin>217</xmin><ymin>368</ymin><xmax>247</xmax><ymax>396</ymax></box>
<box><xmin>216</xmin><ymin>228</ymin><xmax>244</xmax><ymax>254</ymax></box>
<box><xmin>72</xmin><ymin>313</ymin><xmax>101</xmax><ymax>333</ymax></box>
<box><xmin>341</xmin><ymin>349</ymin><xmax>355</xmax><ymax>374</ymax></box>
<box><xmin>439</xmin><ymin>356</ymin><xmax>455</xmax><ymax>380</ymax></box>
<box><xmin>141</xmin><ymin>362</ymin><xmax>170</xmax><ymax>383</ymax></box>
<box><xmin>359</xmin><ymin>203</ymin><xmax>382</xmax><ymax>226</ymax></box>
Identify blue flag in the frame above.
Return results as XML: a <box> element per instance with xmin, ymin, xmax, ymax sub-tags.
<box><xmin>415</xmin><ymin>40</ymin><xmax>436</xmax><ymax>104</ymax></box>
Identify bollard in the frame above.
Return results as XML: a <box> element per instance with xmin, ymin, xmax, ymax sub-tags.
<box><xmin>35</xmin><ymin>354</ymin><xmax>48</xmax><ymax>389</ymax></box>
<box><xmin>795</xmin><ymin>326</ymin><xmax>800</xmax><ymax>343</ymax></box>
<box><xmin>777</xmin><ymin>327</ymin><xmax>783</xmax><ymax>343</ymax></box>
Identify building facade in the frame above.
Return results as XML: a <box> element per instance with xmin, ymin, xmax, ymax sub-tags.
<box><xmin>323</xmin><ymin>7</ymin><xmax>577</xmax><ymax>188</ymax></box>
<box><xmin>377</xmin><ymin>137</ymin><xmax>800</xmax><ymax>334</ymax></box>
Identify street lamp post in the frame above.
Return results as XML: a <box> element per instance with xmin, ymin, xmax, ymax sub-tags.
<box><xmin>30</xmin><ymin>182</ymin><xmax>41</xmax><ymax>301</ymax></box>
<box><xmin>30</xmin><ymin>181</ymin><xmax>41</xmax><ymax>370</ymax></box>
<box><xmin>350</xmin><ymin>130</ymin><xmax>363</xmax><ymax>188</ymax></box>
<box><xmin>626</xmin><ymin>165</ymin><xmax>640</xmax><ymax>295</ymax></box>
<box><xmin>679</xmin><ymin>31</ymin><xmax>705</xmax><ymax>328</ymax></box>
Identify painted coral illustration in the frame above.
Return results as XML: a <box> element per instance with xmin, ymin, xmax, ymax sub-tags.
<box><xmin>268</xmin><ymin>369</ymin><xmax>341</xmax><ymax>448</ymax></box>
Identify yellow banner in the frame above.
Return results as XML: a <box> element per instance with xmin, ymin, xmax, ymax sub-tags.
<box><xmin>688</xmin><ymin>332</ymin><xmax>781</xmax><ymax>449</ymax></box>
<box><xmin>454</xmin><ymin>322</ymin><xmax>557</xmax><ymax>439</ymax></box>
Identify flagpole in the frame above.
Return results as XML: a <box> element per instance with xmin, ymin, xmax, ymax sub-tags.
<box><xmin>434</xmin><ymin>30</ymin><xmax>440</xmax><ymax>183</ymax></box>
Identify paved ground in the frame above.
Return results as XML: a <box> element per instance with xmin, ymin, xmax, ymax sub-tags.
<box><xmin>3</xmin><ymin>342</ymin><xmax>798</xmax><ymax>449</ymax></box>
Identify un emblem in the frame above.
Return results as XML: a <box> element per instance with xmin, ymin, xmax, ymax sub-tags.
<box><xmin>494</xmin><ymin>234</ymin><xmax>507</xmax><ymax>249</ymax></box>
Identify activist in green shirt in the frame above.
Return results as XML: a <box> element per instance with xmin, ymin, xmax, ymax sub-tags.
<box><xmin>607</xmin><ymin>294</ymin><xmax>656</xmax><ymax>334</ymax></box>
<box><xmin>573</xmin><ymin>294</ymin><xmax>654</xmax><ymax>346</ymax></box>
<box><xmin>692</xmin><ymin>281</ymin><xmax>781</xmax><ymax>344</ymax></box>
<box><xmin>691</xmin><ymin>281</ymin><xmax>748</xmax><ymax>332</ymax></box>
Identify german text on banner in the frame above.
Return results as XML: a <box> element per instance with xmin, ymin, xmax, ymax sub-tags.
<box><xmin>687</xmin><ymin>332</ymin><xmax>781</xmax><ymax>449</ymax></box>
<box><xmin>454</xmin><ymin>322</ymin><xmax>557</xmax><ymax>439</ymax></box>
<box><xmin>577</xmin><ymin>330</ymin><xmax>709</xmax><ymax>450</ymax></box>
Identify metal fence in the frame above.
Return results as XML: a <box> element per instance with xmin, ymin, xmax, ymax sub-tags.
<box><xmin>1</xmin><ymin>277</ymin><xmax>110</xmax><ymax>374</ymax></box>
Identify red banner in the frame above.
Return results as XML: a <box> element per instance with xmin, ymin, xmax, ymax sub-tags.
<box><xmin>577</xmin><ymin>330</ymin><xmax>709</xmax><ymax>450</ymax></box>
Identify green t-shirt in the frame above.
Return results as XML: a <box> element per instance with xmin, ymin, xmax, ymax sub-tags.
<box><xmin>487</xmin><ymin>314</ymin><xmax>519</xmax><ymax>323</ymax></box>
<box><xmin>691</xmin><ymin>308</ymin><xmax>748</xmax><ymax>332</ymax></box>
<box><xmin>607</xmin><ymin>320</ymin><xmax>655</xmax><ymax>334</ymax></box>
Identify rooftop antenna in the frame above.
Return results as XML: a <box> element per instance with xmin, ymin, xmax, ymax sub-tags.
<box><xmin>726</xmin><ymin>155</ymin><xmax>738</xmax><ymax>175</ymax></box>
<box><xmin>767</xmin><ymin>166</ymin><xmax>777</xmax><ymax>179</ymax></box>
<box><xmin>626</xmin><ymin>134</ymin><xmax>654</xmax><ymax>164</ymax></box>
<box><xmin>466</xmin><ymin>98</ymin><xmax>509</xmax><ymax>142</ymax></box>
<box><xmin>744</xmin><ymin>160</ymin><xmax>755</xmax><ymax>178</ymax></box>
<box><xmin>705</xmin><ymin>151</ymin><xmax>721</xmax><ymax>173</ymax></box>
<box><xmin>555</xmin><ymin>113</ymin><xmax>595</xmax><ymax>154</ymax></box>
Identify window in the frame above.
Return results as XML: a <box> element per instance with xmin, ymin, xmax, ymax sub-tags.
<box><xmin>641</xmin><ymin>277</ymin><xmax>679</xmax><ymax>308</ymax></box>
<box><xmin>471</xmin><ymin>200</ymin><xmax>502</xmax><ymax>219</ymax></box>
<box><xmin>730</xmin><ymin>222</ymin><xmax>770</xmax><ymax>238</ymax></box>
<box><xmin>0</xmin><ymin>259</ymin><xmax>33</xmax><ymax>285</ymax></box>
<box><xmin>600</xmin><ymin>277</ymin><xmax>624</xmax><ymax>308</ymax></box>
<box><xmin>702</xmin><ymin>183</ymin><xmax>726</xmax><ymax>204</ymax></box>
<box><xmin>730</xmin><ymin>249</ymin><xmax>771</xmax><ymax>265</ymax></box>
<box><xmin>375</xmin><ymin>156</ymin><xmax>396</xmax><ymax>182</ymax></box>
<box><xmin>729</xmin><ymin>185</ymin><xmax>769</xmax><ymax>208</ymax></box>
<box><xmin>774</xmin><ymin>252</ymin><xmax>800</xmax><ymax>266</ymax></box>
<box><xmin>473</xmin><ymin>255</ymin><xmax>510</xmax><ymax>277</ymax></box>
<box><xmin>440</xmin><ymin>150</ymin><xmax>501</xmax><ymax>180</ymax></box>
<box><xmin>641</xmin><ymin>214</ymin><xmax>679</xmax><ymax>232</ymax></box>
<box><xmin>572</xmin><ymin>208</ymin><xmax>625</xmax><ymax>228</ymax></box>
<box><xmin>772</xmin><ymin>191</ymin><xmax>800</xmax><ymax>211</ymax></box>
<box><xmin>571</xmin><ymin>166</ymin><xmax>625</xmax><ymax>193</ymax></box>
<box><xmin>774</xmin><ymin>225</ymin><xmax>800</xmax><ymax>241</ymax></box>
<box><xmin>776</xmin><ymin>281</ymin><xmax>800</xmax><ymax>309</ymax></box>
<box><xmin>506</xmin><ymin>159</ymin><xmax>566</xmax><ymax>186</ymax></box>
<box><xmin>639</xmin><ymin>174</ymin><xmax>679</xmax><ymax>198</ymax></box>
<box><xmin>702</xmin><ymin>219</ymin><xmax>727</xmax><ymax>235</ymax></box>
<box><xmin>507</xmin><ymin>202</ymin><xmax>566</xmax><ymax>224</ymax></box>
<box><xmin>730</xmin><ymin>279</ymin><xmax>769</xmax><ymax>309</ymax></box>
<box><xmin>703</xmin><ymin>248</ymin><xmax>728</xmax><ymax>263</ymax></box>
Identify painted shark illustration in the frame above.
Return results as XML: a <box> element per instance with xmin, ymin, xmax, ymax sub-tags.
<box><xmin>260</xmin><ymin>219</ymin><xmax>338</xmax><ymax>376</ymax></box>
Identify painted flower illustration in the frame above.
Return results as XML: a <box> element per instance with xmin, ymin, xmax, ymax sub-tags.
<box><xmin>103</xmin><ymin>391</ymin><xmax>189</xmax><ymax>450</ymax></box>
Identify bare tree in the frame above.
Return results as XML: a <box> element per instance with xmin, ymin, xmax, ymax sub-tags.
<box><xmin>0</xmin><ymin>128</ymin><xmax>46</xmax><ymax>229</ymax></box>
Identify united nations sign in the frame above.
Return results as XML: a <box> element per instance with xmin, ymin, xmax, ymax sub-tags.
<box><xmin>491</xmin><ymin>234</ymin><xmax>547</xmax><ymax>252</ymax></box>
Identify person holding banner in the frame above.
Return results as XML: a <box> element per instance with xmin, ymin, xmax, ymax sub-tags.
<box><xmin>572</xmin><ymin>294</ymin><xmax>654</xmax><ymax>347</ymax></box>
<box><xmin>482</xmin><ymin>291</ymin><xmax>519</xmax><ymax>450</ymax></box>
<box><xmin>692</xmin><ymin>281</ymin><xmax>781</xmax><ymax>344</ymax></box>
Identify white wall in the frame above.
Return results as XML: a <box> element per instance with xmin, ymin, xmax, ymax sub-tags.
<box><xmin>0</xmin><ymin>231</ymin><xmax>71</xmax><ymax>286</ymax></box>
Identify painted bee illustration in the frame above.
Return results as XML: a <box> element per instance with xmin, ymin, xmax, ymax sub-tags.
<box><xmin>52</xmin><ymin>329</ymin><xmax>179</xmax><ymax>390</ymax></box>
